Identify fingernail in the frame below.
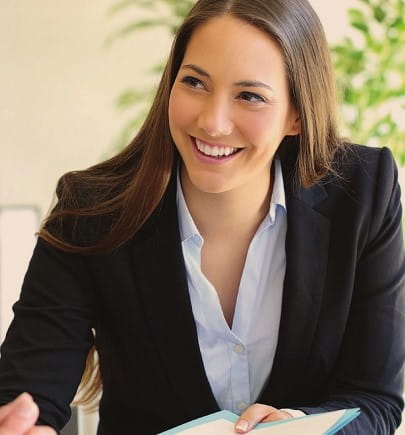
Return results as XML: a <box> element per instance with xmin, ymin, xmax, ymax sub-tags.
<box><xmin>15</xmin><ymin>397</ymin><xmax>36</xmax><ymax>419</ymax></box>
<box><xmin>236</xmin><ymin>419</ymin><xmax>249</xmax><ymax>431</ymax></box>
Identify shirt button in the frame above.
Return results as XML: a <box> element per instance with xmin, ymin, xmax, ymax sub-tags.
<box><xmin>233</xmin><ymin>344</ymin><xmax>245</xmax><ymax>354</ymax></box>
<box><xmin>237</xmin><ymin>401</ymin><xmax>248</xmax><ymax>411</ymax></box>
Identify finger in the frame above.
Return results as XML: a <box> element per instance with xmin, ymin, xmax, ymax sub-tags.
<box><xmin>26</xmin><ymin>426</ymin><xmax>57</xmax><ymax>435</ymax></box>
<box><xmin>0</xmin><ymin>401</ymin><xmax>14</xmax><ymax>422</ymax></box>
<box><xmin>0</xmin><ymin>393</ymin><xmax>34</xmax><ymax>421</ymax></box>
<box><xmin>0</xmin><ymin>393</ymin><xmax>39</xmax><ymax>435</ymax></box>
<box><xmin>235</xmin><ymin>404</ymin><xmax>290</xmax><ymax>433</ymax></box>
<box><xmin>260</xmin><ymin>410</ymin><xmax>292</xmax><ymax>423</ymax></box>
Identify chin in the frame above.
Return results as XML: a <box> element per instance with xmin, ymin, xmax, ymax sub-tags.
<box><xmin>187</xmin><ymin>172</ymin><xmax>232</xmax><ymax>195</ymax></box>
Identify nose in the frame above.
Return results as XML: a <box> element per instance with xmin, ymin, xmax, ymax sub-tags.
<box><xmin>197</xmin><ymin>95</ymin><xmax>234</xmax><ymax>137</ymax></box>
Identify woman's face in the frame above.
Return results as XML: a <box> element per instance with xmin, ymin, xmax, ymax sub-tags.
<box><xmin>168</xmin><ymin>14</ymin><xmax>300</xmax><ymax>198</ymax></box>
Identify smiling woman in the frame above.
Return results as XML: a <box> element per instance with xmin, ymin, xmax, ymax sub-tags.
<box><xmin>0</xmin><ymin>0</ymin><xmax>403</xmax><ymax>434</ymax></box>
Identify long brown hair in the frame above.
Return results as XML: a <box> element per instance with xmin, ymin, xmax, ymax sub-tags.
<box><xmin>40</xmin><ymin>0</ymin><xmax>344</xmax><ymax>408</ymax></box>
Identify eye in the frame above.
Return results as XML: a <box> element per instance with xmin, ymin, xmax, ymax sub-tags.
<box><xmin>238</xmin><ymin>92</ymin><xmax>267</xmax><ymax>103</ymax></box>
<box><xmin>180</xmin><ymin>76</ymin><xmax>205</xmax><ymax>89</ymax></box>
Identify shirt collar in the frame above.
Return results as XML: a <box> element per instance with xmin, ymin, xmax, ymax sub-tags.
<box><xmin>268</xmin><ymin>158</ymin><xmax>286</xmax><ymax>225</ymax></box>
<box><xmin>176</xmin><ymin>169</ymin><xmax>200</xmax><ymax>243</ymax></box>
<box><xmin>176</xmin><ymin>158</ymin><xmax>286</xmax><ymax>243</ymax></box>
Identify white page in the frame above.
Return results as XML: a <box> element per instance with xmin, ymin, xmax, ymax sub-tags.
<box><xmin>178</xmin><ymin>419</ymin><xmax>236</xmax><ymax>435</ymax></box>
<box><xmin>177</xmin><ymin>410</ymin><xmax>347</xmax><ymax>434</ymax></box>
<box><xmin>255</xmin><ymin>409</ymin><xmax>346</xmax><ymax>434</ymax></box>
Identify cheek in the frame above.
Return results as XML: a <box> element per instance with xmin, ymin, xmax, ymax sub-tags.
<box><xmin>240</xmin><ymin>112</ymin><xmax>277</xmax><ymax>145</ymax></box>
<box><xmin>168</xmin><ymin>89</ymin><xmax>194</xmax><ymax>133</ymax></box>
<box><xmin>240</xmin><ymin>107</ymin><xmax>291</xmax><ymax>148</ymax></box>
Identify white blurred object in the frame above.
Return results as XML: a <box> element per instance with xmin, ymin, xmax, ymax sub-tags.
<box><xmin>78</xmin><ymin>407</ymin><xmax>98</xmax><ymax>435</ymax></box>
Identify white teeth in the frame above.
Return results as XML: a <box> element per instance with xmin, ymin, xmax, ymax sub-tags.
<box><xmin>203</xmin><ymin>144</ymin><xmax>212</xmax><ymax>155</ymax></box>
<box><xmin>195</xmin><ymin>138</ymin><xmax>239</xmax><ymax>158</ymax></box>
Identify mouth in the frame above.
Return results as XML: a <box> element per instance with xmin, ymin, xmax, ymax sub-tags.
<box><xmin>192</xmin><ymin>137</ymin><xmax>242</xmax><ymax>159</ymax></box>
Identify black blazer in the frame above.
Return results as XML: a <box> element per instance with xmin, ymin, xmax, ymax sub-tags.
<box><xmin>0</xmin><ymin>144</ymin><xmax>404</xmax><ymax>434</ymax></box>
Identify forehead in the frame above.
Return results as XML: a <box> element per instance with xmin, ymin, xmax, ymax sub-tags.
<box><xmin>182</xmin><ymin>15</ymin><xmax>286</xmax><ymax>82</ymax></box>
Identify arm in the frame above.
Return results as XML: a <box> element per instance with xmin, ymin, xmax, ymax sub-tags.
<box><xmin>296</xmin><ymin>148</ymin><xmax>405</xmax><ymax>433</ymax></box>
<box><xmin>0</xmin><ymin>238</ymin><xmax>94</xmax><ymax>432</ymax></box>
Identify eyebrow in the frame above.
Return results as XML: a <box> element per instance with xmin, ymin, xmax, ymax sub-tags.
<box><xmin>181</xmin><ymin>64</ymin><xmax>274</xmax><ymax>92</ymax></box>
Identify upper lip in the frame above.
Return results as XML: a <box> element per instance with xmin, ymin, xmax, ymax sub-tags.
<box><xmin>192</xmin><ymin>136</ymin><xmax>240</xmax><ymax>149</ymax></box>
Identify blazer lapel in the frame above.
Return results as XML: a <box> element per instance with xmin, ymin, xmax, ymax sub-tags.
<box><xmin>260</xmin><ymin>156</ymin><xmax>331</xmax><ymax>406</ymax></box>
<box><xmin>129</xmin><ymin>174</ymin><xmax>219</xmax><ymax>417</ymax></box>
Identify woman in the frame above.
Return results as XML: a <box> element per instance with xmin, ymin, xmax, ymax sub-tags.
<box><xmin>0</xmin><ymin>0</ymin><xmax>404</xmax><ymax>433</ymax></box>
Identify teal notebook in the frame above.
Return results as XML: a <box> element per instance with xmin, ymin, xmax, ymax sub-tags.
<box><xmin>159</xmin><ymin>408</ymin><xmax>360</xmax><ymax>434</ymax></box>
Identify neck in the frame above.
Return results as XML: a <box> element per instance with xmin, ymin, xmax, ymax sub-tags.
<box><xmin>180</xmin><ymin>166</ymin><xmax>274</xmax><ymax>240</ymax></box>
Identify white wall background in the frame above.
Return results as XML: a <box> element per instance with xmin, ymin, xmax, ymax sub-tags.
<box><xmin>0</xmin><ymin>0</ymin><xmax>172</xmax><ymax>219</ymax></box>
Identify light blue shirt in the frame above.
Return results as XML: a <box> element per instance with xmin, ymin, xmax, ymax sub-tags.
<box><xmin>176</xmin><ymin>159</ymin><xmax>287</xmax><ymax>415</ymax></box>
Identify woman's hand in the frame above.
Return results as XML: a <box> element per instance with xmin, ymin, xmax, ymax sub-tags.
<box><xmin>0</xmin><ymin>393</ymin><xmax>56</xmax><ymax>434</ymax></box>
<box><xmin>234</xmin><ymin>404</ymin><xmax>292</xmax><ymax>433</ymax></box>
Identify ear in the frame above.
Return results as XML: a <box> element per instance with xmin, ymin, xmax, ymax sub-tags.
<box><xmin>285</xmin><ymin>115</ymin><xmax>301</xmax><ymax>136</ymax></box>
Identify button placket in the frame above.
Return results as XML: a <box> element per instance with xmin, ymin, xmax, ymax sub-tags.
<box><xmin>233</xmin><ymin>344</ymin><xmax>245</xmax><ymax>354</ymax></box>
<box><xmin>237</xmin><ymin>401</ymin><xmax>248</xmax><ymax>412</ymax></box>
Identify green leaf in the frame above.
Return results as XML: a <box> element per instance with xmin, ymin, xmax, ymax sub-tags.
<box><xmin>352</xmin><ymin>21</ymin><xmax>369</xmax><ymax>33</ymax></box>
<box><xmin>343</xmin><ymin>87</ymin><xmax>360</xmax><ymax>104</ymax></box>
<box><xmin>348</xmin><ymin>8</ymin><xmax>367</xmax><ymax>24</ymax></box>
<box><xmin>364</xmin><ymin>81</ymin><xmax>386</xmax><ymax>106</ymax></box>
<box><xmin>373</xmin><ymin>6</ymin><xmax>386</xmax><ymax>22</ymax></box>
<box><xmin>365</xmin><ymin>114</ymin><xmax>395</xmax><ymax>138</ymax></box>
<box><xmin>385</xmin><ymin>88</ymin><xmax>405</xmax><ymax>99</ymax></box>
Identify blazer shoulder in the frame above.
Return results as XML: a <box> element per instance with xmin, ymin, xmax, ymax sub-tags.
<box><xmin>333</xmin><ymin>143</ymin><xmax>397</xmax><ymax>179</ymax></box>
<box><xmin>329</xmin><ymin>144</ymin><xmax>402</xmax><ymax>240</ymax></box>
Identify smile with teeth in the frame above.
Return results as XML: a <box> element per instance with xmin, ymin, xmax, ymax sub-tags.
<box><xmin>194</xmin><ymin>138</ymin><xmax>241</xmax><ymax>158</ymax></box>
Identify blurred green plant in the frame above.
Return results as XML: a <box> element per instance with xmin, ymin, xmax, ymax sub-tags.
<box><xmin>108</xmin><ymin>0</ymin><xmax>405</xmax><ymax>166</ymax></box>
<box><xmin>106</xmin><ymin>0</ymin><xmax>196</xmax><ymax>153</ymax></box>
<box><xmin>331</xmin><ymin>0</ymin><xmax>405</xmax><ymax>165</ymax></box>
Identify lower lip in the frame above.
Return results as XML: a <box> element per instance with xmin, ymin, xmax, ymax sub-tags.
<box><xmin>189</xmin><ymin>137</ymin><xmax>241</xmax><ymax>165</ymax></box>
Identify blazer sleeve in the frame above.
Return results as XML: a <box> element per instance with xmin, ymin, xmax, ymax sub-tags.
<box><xmin>0</xmin><ymin>238</ymin><xmax>94</xmax><ymax>431</ymax></box>
<box><xmin>299</xmin><ymin>148</ymin><xmax>405</xmax><ymax>434</ymax></box>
